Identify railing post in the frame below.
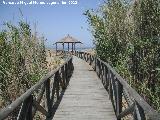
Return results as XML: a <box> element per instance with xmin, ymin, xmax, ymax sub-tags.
<box><xmin>133</xmin><ymin>104</ymin><xmax>138</xmax><ymax>120</ymax></box>
<box><xmin>104</xmin><ymin>65</ymin><xmax>109</xmax><ymax>89</ymax></box>
<box><xmin>94</xmin><ymin>57</ymin><xmax>97</xmax><ymax>71</ymax></box>
<box><xmin>82</xmin><ymin>52</ymin><xmax>84</xmax><ymax>59</ymax></box>
<box><xmin>85</xmin><ymin>53</ymin><xmax>87</xmax><ymax>61</ymax></box>
<box><xmin>89</xmin><ymin>54</ymin><xmax>92</xmax><ymax>65</ymax></box>
<box><xmin>65</xmin><ymin>63</ymin><xmax>69</xmax><ymax>84</ymax></box>
<box><xmin>70</xmin><ymin>58</ymin><xmax>74</xmax><ymax>72</ymax></box>
<box><xmin>97</xmin><ymin>59</ymin><xmax>100</xmax><ymax>77</ymax></box>
<box><xmin>98</xmin><ymin>61</ymin><xmax>101</xmax><ymax>78</ymax></box>
<box><xmin>17</xmin><ymin>95</ymin><xmax>33</xmax><ymax>120</ymax></box>
<box><xmin>133</xmin><ymin>102</ymin><xmax>146</xmax><ymax>120</ymax></box>
<box><xmin>68</xmin><ymin>59</ymin><xmax>73</xmax><ymax>77</ymax></box>
<box><xmin>136</xmin><ymin>102</ymin><xmax>145</xmax><ymax>120</ymax></box>
<box><xmin>108</xmin><ymin>70</ymin><xmax>115</xmax><ymax>112</ymax></box>
<box><xmin>116</xmin><ymin>80</ymin><xmax>123</xmax><ymax>120</ymax></box>
<box><xmin>32</xmin><ymin>84</ymin><xmax>45</xmax><ymax>117</ymax></box>
<box><xmin>110</xmin><ymin>72</ymin><xmax>116</xmax><ymax>113</ymax></box>
<box><xmin>61</xmin><ymin>66</ymin><xmax>66</xmax><ymax>89</ymax></box>
<box><xmin>87</xmin><ymin>53</ymin><xmax>89</xmax><ymax>62</ymax></box>
<box><xmin>45</xmin><ymin>79</ymin><xmax>52</xmax><ymax>118</ymax></box>
<box><xmin>55</xmin><ymin>71</ymin><xmax>60</xmax><ymax>99</ymax></box>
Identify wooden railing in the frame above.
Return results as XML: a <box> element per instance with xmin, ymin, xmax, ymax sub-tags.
<box><xmin>0</xmin><ymin>56</ymin><xmax>74</xmax><ymax>120</ymax></box>
<box><xmin>74</xmin><ymin>51</ymin><xmax>160</xmax><ymax>120</ymax></box>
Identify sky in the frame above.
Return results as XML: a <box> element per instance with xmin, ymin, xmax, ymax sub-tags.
<box><xmin>0</xmin><ymin>0</ymin><xmax>105</xmax><ymax>48</ymax></box>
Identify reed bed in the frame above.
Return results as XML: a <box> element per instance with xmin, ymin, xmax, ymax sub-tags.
<box><xmin>84</xmin><ymin>0</ymin><xmax>160</xmax><ymax>111</ymax></box>
<box><xmin>0</xmin><ymin>21</ymin><xmax>48</xmax><ymax>109</ymax></box>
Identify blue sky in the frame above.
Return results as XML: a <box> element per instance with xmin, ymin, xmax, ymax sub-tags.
<box><xmin>0</xmin><ymin>0</ymin><xmax>104</xmax><ymax>48</ymax></box>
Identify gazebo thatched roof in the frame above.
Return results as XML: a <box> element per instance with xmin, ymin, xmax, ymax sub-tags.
<box><xmin>55</xmin><ymin>34</ymin><xmax>82</xmax><ymax>44</ymax></box>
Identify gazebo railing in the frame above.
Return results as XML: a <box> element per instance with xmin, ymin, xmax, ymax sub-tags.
<box><xmin>0</xmin><ymin>56</ymin><xmax>74</xmax><ymax>120</ymax></box>
<box><xmin>74</xmin><ymin>51</ymin><xmax>160</xmax><ymax>120</ymax></box>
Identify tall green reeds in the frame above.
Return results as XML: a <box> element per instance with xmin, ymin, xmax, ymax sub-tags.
<box><xmin>0</xmin><ymin>21</ymin><xmax>47</xmax><ymax>108</ymax></box>
<box><xmin>84</xmin><ymin>0</ymin><xmax>160</xmax><ymax>111</ymax></box>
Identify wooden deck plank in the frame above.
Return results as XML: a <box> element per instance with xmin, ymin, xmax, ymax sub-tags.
<box><xmin>53</xmin><ymin>56</ymin><xmax>116</xmax><ymax>120</ymax></box>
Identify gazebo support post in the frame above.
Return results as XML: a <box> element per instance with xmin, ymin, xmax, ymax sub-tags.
<box><xmin>68</xmin><ymin>43</ymin><xmax>69</xmax><ymax>53</ymax></box>
<box><xmin>62</xmin><ymin>43</ymin><xmax>64</xmax><ymax>54</ymax></box>
<box><xmin>71</xmin><ymin>43</ymin><xmax>73</xmax><ymax>54</ymax></box>
<box><xmin>56</xmin><ymin>43</ymin><xmax>57</xmax><ymax>56</ymax></box>
<box><xmin>74</xmin><ymin>43</ymin><xmax>76</xmax><ymax>51</ymax></box>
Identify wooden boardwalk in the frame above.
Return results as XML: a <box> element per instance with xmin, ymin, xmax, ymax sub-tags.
<box><xmin>53</xmin><ymin>56</ymin><xmax>116</xmax><ymax>120</ymax></box>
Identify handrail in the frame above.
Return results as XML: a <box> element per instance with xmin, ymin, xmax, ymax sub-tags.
<box><xmin>0</xmin><ymin>56</ymin><xmax>74</xmax><ymax>120</ymax></box>
<box><xmin>74</xmin><ymin>51</ymin><xmax>160</xmax><ymax>120</ymax></box>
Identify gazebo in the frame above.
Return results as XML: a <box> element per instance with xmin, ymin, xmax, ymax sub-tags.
<box><xmin>54</xmin><ymin>34</ymin><xmax>83</xmax><ymax>55</ymax></box>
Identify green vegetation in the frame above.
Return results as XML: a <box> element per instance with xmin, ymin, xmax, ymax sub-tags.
<box><xmin>84</xmin><ymin>0</ymin><xmax>160</xmax><ymax>111</ymax></box>
<box><xmin>0</xmin><ymin>21</ymin><xmax>47</xmax><ymax>108</ymax></box>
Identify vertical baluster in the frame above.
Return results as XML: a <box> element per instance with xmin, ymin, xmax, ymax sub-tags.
<box><xmin>101</xmin><ymin>62</ymin><xmax>104</xmax><ymax>84</ymax></box>
<box><xmin>111</xmin><ymin>72</ymin><xmax>117</xmax><ymax>113</ymax></box>
<box><xmin>55</xmin><ymin>71</ymin><xmax>60</xmax><ymax>99</ymax></box>
<box><xmin>100</xmin><ymin>62</ymin><xmax>103</xmax><ymax>79</ymax></box>
<box><xmin>87</xmin><ymin>53</ymin><xmax>89</xmax><ymax>62</ymax></box>
<box><xmin>92</xmin><ymin>56</ymin><xmax>95</xmax><ymax>69</ymax></box>
<box><xmin>69</xmin><ymin>60</ymin><xmax>72</xmax><ymax>77</ymax></box>
<box><xmin>65</xmin><ymin>63</ymin><xmax>69</xmax><ymax>84</ymax></box>
<box><xmin>104</xmin><ymin>65</ymin><xmax>109</xmax><ymax>90</ymax></box>
<box><xmin>67</xmin><ymin>61</ymin><xmax>70</xmax><ymax>77</ymax></box>
<box><xmin>59</xmin><ymin>67</ymin><xmax>66</xmax><ymax>90</ymax></box>
<box><xmin>26</xmin><ymin>95</ymin><xmax>33</xmax><ymax>120</ymax></box>
<box><xmin>96</xmin><ymin>59</ymin><xmax>98</xmax><ymax>74</ymax></box>
<box><xmin>98</xmin><ymin>60</ymin><xmax>100</xmax><ymax>77</ymax></box>
<box><xmin>116</xmin><ymin>80</ymin><xmax>123</xmax><ymax>120</ymax></box>
<box><xmin>108</xmin><ymin>70</ymin><xmax>112</xmax><ymax>99</ymax></box>
<box><xmin>71</xmin><ymin>58</ymin><xmax>74</xmax><ymax>72</ymax></box>
<box><xmin>17</xmin><ymin>95</ymin><xmax>33</xmax><ymax>120</ymax></box>
<box><xmin>89</xmin><ymin>55</ymin><xmax>91</xmax><ymax>65</ymax></box>
<box><xmin>133</xmin><ymin>102</ymin><xmax>145</xmax><ymax>120</ymax></box>
<box><xmin>133</xmin><ymin>104</ymin><xmax>138</xmax><ymax>120</ymax></box>
<box><xmin>95</xmin><ymin>58</ymin><xmax>98</xmax><ymax>73</ymax></box>
<box><xmin>94</xmin><ymin>57</ymin><xmax>97</xmax><ymax>71</ymax></box>
<box><xmin>32</xmin><ymin>84</ymin><xmax>45</xmax><ymax>117</ymax></box>
<box><xmin>86</xmin><ymin>53</ymin><xmax>88</xmax><ymax>62</ymax></box>
<box><xmin>136</xmin><ymin>102</ymin><xmax>145</xmax><ymax>120</ymax></box>
<box><xmin>98</xmin><ymin>61</ymin><xmax>101</xmax><ymax>78</ymax></box>
<box><xmin>50</xmin><ymin>78</ymin><xmax>56</xmax><ymax>108</ymax></box>
<box><xmin>109</xmin><ymin>70</ymin><xmax>116</xmax><ymax>113</ymax></box>
<box><xmin>101</xmin><ymin>63</ymin><xmax>104</xmax><ymax>82</ymax></box>
<box><xmin>61</xmin><ymin>66</ymin><xmax>66</xmax><ymax>89</ymax></box>
<box><xmin>85</xmin><ymin>53</ymin><xmax>87</xmax><ymax>61</ymax></box>
<box><xmin>91</xmin><ymin>55</ymin><xmax>93</xmax><ymax>66</ymax></box>
<box><xmin>45</xmin><ymin>79</ymin><xmax>51</xmax><ymax>118</ymax></box>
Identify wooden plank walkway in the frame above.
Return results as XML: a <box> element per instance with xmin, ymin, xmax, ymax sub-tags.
<box><xmin>53</xmin><ymin>56</ymin><xmax>116</xmax><ymax>120</ymax></box>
